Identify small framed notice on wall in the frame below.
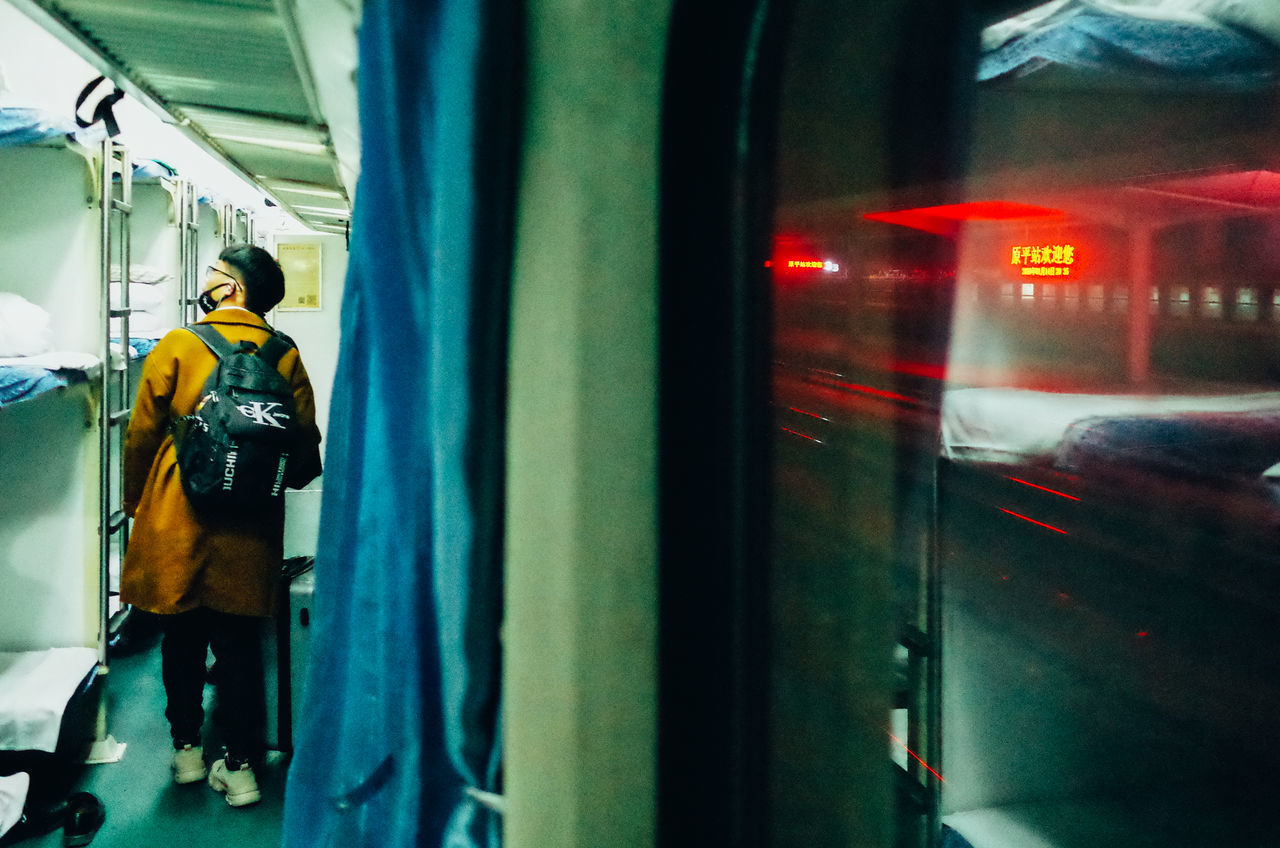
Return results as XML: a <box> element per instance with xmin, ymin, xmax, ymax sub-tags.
<box><xmin>277</xmin><ymin>242</ymin><xmax>323</xmax><ymax>310</ymax></box>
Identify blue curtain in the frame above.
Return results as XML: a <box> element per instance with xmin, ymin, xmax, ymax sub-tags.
<box><xmin>282</xmin><ymin>0</ymin><xmax>513</xmax><ymax>845</ymax></box>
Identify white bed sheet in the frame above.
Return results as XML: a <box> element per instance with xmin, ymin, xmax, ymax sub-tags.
<box><xmin>941</xmin><ymin>388</ymin><xmax>1280</xmax><ymax>463</ymax></box>
<box><xmin>0</xmin><ymin>772</ymin><xmax>29</xmax><ymax>838</ymax></box>
<box><xmin>0</xmin><ymin>648</ymin><xmax>97</xmax><ymax>753</ymax></box>
<box><xmin>0</xmin><ymin>351</ymin><xmax>99</xmax><ymax>370</ymax></box>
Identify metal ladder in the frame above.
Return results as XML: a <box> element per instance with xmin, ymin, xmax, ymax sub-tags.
<box><xmin>219</xmin><ymin>203</ymin><xmax>257</xmax><ymax>248</ymax></box>
<box><xmin>88</xmin><ymin>135</ymin><xmax>132</xmax><ymax>764</ymax></box>
<box><xmin>178</xmin><ymin>179</ymin><xmax>200</xmax><ymax>326</ymax></box>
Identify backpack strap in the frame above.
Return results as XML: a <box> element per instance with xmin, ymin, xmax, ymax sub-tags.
<box><xmin>185</xmin><ymin>323</ymin><xmax>295</xmax><ymax>367</ymax></box>
<box><xmin>255</xmin><ymin>335</ymin><xmax>294</xmax><ymax>370</ymax></box>
<box><xmin>185</xmin><ymin>323</ymin><xmax>239</xmax><ymax>359</ymax></box>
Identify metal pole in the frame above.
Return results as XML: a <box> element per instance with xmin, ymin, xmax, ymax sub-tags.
<box><xmin>97</xmin><ymin>137</ymin><xmax>112</xmax><ymax>667</ymax></box>
<box><xmin>116</xmin><ymin>143</ymin><xmax>132</xmax><ymax>571</ymax></box>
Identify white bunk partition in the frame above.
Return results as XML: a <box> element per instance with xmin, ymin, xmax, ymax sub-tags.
<box><xmin>0</xmin><ymin>384</ymin><xmax>98</xmax><ymax>649</ymax></box>
<box><xmin>199</xmin><ymin>199</ymin><xmax>221</xmax><ymax>263</ymax></box>
<box><xmin>121</xmin><ymin>179</ymin><xmax>181</xmax><ymax>337</ymax></box>
<box><xmin>195</xmin><ymin>197</ymin><xmax>221</xmax><ymax>318</ymax></box>
<box><xmin>0</xmin><ymin>142</ymin><xmax>101</xmax><ymax>651</ymax></box>
<box><xmin>0</xmin><ymin>146</ymin><xmax>98</xmax><ymax>353</ymax></box>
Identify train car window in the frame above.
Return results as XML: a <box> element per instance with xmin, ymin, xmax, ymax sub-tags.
<box><xmin>768</xmin><ymin>1</ymin><xmax>1280</xmax><ymax>846</ymax></box>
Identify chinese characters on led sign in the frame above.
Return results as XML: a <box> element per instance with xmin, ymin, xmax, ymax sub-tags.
<box><xmin>1011</xmin><ymin>243</ymin><xmax>1076</xmax><ymax>276</ymax></box>
<box><xmin>784</xmin><ymin>259</ymin><xmax>841</xmax><ymax>272</ymax></box>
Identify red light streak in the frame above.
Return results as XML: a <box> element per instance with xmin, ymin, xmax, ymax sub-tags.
<box><xmin>890</xmin><ymin>359</ymin><xmax>948</xmax><ymax>380</ymax></box>
<box><xmin>789</xmin><ymin>407</ymin><xmax>828</xmax><ymax>420</ymax></box>
<box><xmin>863</xmin><ymin>201</ymin><xmax>1064</xmax><ymax>237</ymax></box>
<box><xmin>999</xmin><ymin>508</ymin><xmax>1068</xmax><ymax>535</ymax></box>
<box><xmin>820</xmin><ymin>378</ymin><xmax>915</xmax><ymax>403</ymax></box>
<box><xmin>780</xmin><ymin>427</ymin><xmax>823</xmax><ymax>444</ymax></box>
<box><xmin>1004</xmin><ymin>476</ymin><xmax>1081</xmax><ymax>501</ymax></box>
<box><xmin>889</xmin><ymin>733</ymin><xmax>945</xmax><ymax>782</ymax></box>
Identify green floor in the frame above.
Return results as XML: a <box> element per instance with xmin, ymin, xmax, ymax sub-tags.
<box><xmin>21</xmin><ymin>644</ymin><xmax>288</xmax><ymax>847</ymax></box>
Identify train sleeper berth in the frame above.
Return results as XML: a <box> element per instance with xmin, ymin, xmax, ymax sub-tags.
<box><xmin>940</xmin><ymin>386</ymin><xmax>1280</xmax><ymax>468</ymax></box>
<box><xmin>0</xmin><ymin>649</ymin><xmax>101</xmax><ymax>844</ymax></box>
<box><xmin>0</xmin><ymin>293</ymin><xmax>101</xmax><ymax>409</ymax></box>
<box><xmin>0</xmin><ymin>649</ymin><xmax>98</xmax><ymax>756</ymax></box>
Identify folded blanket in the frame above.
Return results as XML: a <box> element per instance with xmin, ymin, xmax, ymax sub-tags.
<box><xmin>0</xmin><ymin>365</ymin><xmax>65</xmax><ymax>407</ymax></box>
<box><xmin>108</xmin><ymin>264</ymin><xmax>171</xmax><ymax>285</ymax></box>
<box><xmin>981</xmin><ymin>0</ymin><xmax>1280</xmax><ymax>85</ymax></box>
<box><xmin>0</xmin><ymin>107</ymin><xmax>76</xmax><ymax>148</ymax></box>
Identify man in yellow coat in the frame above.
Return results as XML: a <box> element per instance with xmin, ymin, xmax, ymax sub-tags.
<box><xmin>121</xmin><ymin>244</ymin><xmax>322</xmax><ymax>807</ymax></box>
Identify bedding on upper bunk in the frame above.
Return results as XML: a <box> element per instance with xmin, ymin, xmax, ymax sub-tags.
<box><xmin>941</xmin><ymin>387</ymin><xmax>1280</xmax><ymax>464</ymax></box>
<box><xmin>0</xmin><ymin>105</ymin><xmax>102</xmax><ymax>149</ymax></box>
<box><xmin>109</xmin><ymin>265</ymin><xmax>172</xmax><ymax>285</ymax></box>
<box><xmin>0</xmin><ymin>294</ymin><xmax>100</xmax><ymax>409</ymax></box>
<box><xmin>132</xmin><ymin>158</ymin><xmax>176</xmax><ymax>180</ymax></box>
<box><xmin>0</xmin><ymin>648</ymin><xmax>97</xmax><ymax>753</ymax></box>
<box><xmin>0</xmin><ymin>106</ymin><xmax>78</xmax><ymax>147</ymax></box>
<box><xmin>979</xmin><ymin>0</ymin><xmax>1280</xmax><ymax>87</ymax></box>
<box><xmin>109</xmin><ymin>268</ymin><xmax>175</xmax><ymax>340</ymax></box>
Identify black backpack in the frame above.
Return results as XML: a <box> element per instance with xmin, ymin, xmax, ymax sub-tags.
<box><xmin>173</xmin><ymin>323</ymin><xmax>301</xmax><ymax>513</ymax></box>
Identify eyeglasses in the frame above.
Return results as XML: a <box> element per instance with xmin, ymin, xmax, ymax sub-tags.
<box><xmin>206</xmin><ymin>265</ymin><xmax>238</xmax><ymax>285</ymax></box>
<box><xmin>199</xmin><ymin>267</ymin><xmax>239</xmax><ymax>314</ymax></box>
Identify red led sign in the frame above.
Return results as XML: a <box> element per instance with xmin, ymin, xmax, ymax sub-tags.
<box><xmin>765</xmin><ymin>258</ymin><xmax>842</xmax><ymax>273</ymax></box>
<box><xmin>1011</xmin><ymin>243</ymin><xmax>1077</xmax><ymax>277</ymax></box>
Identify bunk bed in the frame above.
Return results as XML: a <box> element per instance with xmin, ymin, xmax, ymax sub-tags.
<box><xmin>938</xmin><ymin>385</ymin><xmax>1280</xmax><ymax>848</ymax></box>
<box><xmin>0</xmin><ymin>100</ymin><xmax>225</xmax><ymax>837</ymax></box>
<box><xmin>0</xmin><ymin>107</ymin><xmax>115</xmax><ymax>831</ymax></box>
<box><xmin>941</xmin><ymin>385</ymin><xmax>1280</xmax><ymax>470</ymax></box>
<box><xmin>939</xmin><ymin>392</ymin><xmax>1280</xmax><ymax>848</ymax></box>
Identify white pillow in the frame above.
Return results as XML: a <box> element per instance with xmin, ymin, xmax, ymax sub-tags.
<box><xmin>0</xmin><ymin>293</ymin><xmax>53</xmax><ymax>357</ymax></box>
<box><xmin>110</xmin><ymin>310</ymin><xmax>163</xmax><ymax>337</ymax></box>
<box><xmin>109</xmin><ymin>283</ymin><xmax>164</xmax><ymax>312</ymax></box>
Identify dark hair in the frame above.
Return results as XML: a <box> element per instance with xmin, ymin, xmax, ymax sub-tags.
<box><xmin>219</xmin><ymin>244</ymin><xmax>285</xmax><ymax>314</ymax></box>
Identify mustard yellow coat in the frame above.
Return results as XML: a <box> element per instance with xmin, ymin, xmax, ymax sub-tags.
<box><xmin>121</xmin><ymin>308</ymin><xmax>322</xmax><ymax>618</ymax></box>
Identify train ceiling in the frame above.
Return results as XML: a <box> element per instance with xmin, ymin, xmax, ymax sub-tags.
<box><xmin>14</xmin><ymin>0</ymin><xmax>359</xmax><ymax>236</ymax></box>
<box><xmin>865</xmin><ymin>169</ymin><xmax>1280</xmax><ymax>235</ymax></box>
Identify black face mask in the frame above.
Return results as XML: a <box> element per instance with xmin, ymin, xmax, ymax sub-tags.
<box><xmin>197</xmin><ymin>283</ymin><xmax>233</xmax><ymax>315</ymax></box>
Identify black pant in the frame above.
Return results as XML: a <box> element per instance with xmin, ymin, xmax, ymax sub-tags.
<box><xmin>160</xmin><ymin>608</ymin><xmax>265</xmax><ymax>763</ymax></box>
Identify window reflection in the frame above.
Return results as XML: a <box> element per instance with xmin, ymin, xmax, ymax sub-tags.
<box><xmin>771</xmin><ymin>1</ymin><xmax>1280</xmax><ymax>846</ymax></box>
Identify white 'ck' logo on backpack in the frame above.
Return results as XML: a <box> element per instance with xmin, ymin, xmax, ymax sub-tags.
<box><xmin>237</xmin><ymin>401</ymin><xmax>292</xmax><ymax>429</ymax></box>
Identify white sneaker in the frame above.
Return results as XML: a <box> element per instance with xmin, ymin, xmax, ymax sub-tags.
<box><xmin>172</xmin><ymin>744</ymin><xmax>207</xmax><ymax>784</ymax></box>
<box><xmin>208</xmin><ymin>758</ymin><xmax>261</xmax><ymax>807</ymax></box>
